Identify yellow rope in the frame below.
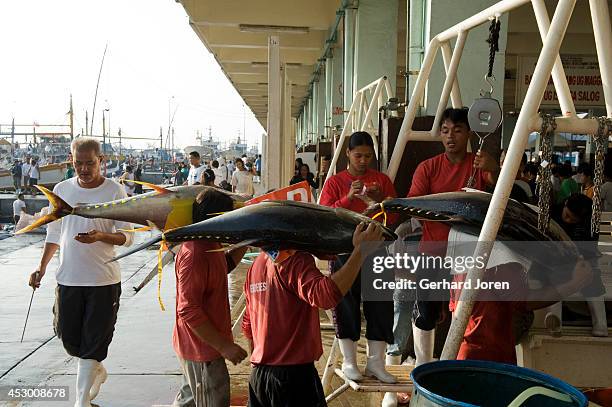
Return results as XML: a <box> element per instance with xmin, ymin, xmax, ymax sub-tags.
<box><xmin>371</xmin><ymin>203</ymin><xmax>388</xmax><ymax>226</ymax></box>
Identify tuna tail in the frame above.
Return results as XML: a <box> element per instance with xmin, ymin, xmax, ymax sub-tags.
<box><xmin>15</xmin><ymin>185</ymin><xmax>73</xmax><ymax>234</ymax></box>
<box><xmin>106</xmin><ymin>234</ymin><xmax>163</xmax><ymax>263</ymax></box>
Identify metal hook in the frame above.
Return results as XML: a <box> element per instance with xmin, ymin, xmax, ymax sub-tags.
<box><xmin>483</xmin><ymin>74</ymin><xmax>495</xmax><ymax>96</ymax></box>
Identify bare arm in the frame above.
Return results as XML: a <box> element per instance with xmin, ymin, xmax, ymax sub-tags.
<box><xmin>74</xmin><ymin>230</ymin><xmax>127</xmax><ymax>246</ymax></box>
<box><xmin>226</xmin><ymin>247</ymin><xmax>249</xmax><ymax>273</ymax></box>
<box><xmin>525</xmin><ymin>259</ymin><xmax>593</xmax><ymax>311</ymax></box>
<box><xmin>331</xmin><ymin>222</ymin><xmax>384</xmax><ymax>295</ymax></box>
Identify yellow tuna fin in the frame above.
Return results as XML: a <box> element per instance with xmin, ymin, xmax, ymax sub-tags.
<box><xmin>16</xmin><ymin>185</ymin><xmax>73</xmax><ymax>234</ymax></box>
<box><xmin>126</xmin><ymin>179</ymin><xmax>174</xmax><ymax>195</ymax></box>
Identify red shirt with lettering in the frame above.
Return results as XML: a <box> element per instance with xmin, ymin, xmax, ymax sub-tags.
<box><xmin>172</xmin><ymin>241</ymin><xmax>233</xmax><ymax>362</ymax></box>
<box><xmin>319</xmin><ymin>168</ymin><xmax>397</xmax><ymax>214</ymax></box>
<box><xmin>408</xmin><ymin>153</ymin><xmax>489</xmax><ymax>254</ymax></box>
<box><xmin>242</xmin><ymin>252</ymin><xmax>343</xmax><ymax>365</ymax></box>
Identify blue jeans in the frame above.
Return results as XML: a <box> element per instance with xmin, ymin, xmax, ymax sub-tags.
<box><xmin>387</xmin><ymin>299</ymin><xmax>414</xmax><ymax>356</ymax></box>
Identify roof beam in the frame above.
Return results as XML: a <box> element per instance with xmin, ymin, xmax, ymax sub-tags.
<box><xmin>181</xmin><ymin>0</ymin><xmax>341</xmax><ymax>30</ymax></box>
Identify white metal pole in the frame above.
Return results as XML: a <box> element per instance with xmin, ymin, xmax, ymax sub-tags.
<box><xmin>441</xmin><ymin>41</ymin><xmax>463</xmax><ymax>108</ymax></box>
<box><xmin>387</xmin><ymin>38</ymin><xmax>441</xmax><ymax>181</ymax></box>
<box><xmin>436</xmin><ymin>0</ymin><xmax>531</xmax><ymax>42</ymax></box>
<box><xmin>361</xmin><ymin>79</ymin><xmax>384</xmax><ymax>132</ymax></box>
<box><xmin>441</xmin><ymin>0</ymin><xmax>577</xmax><ymax>361</ymax></box>
<box><xmin>432</xmin><ymin>33</ymin><xmax>468</xmax><ymax>136</ymax></box>
<box><xmin>589</xmin><ymin>0</ymin><xmax>612</xmax><ymax>117</ymax></box>
<box><xmin>531</xmin><ymin>0</ymin><xmax>576</xmax><ymax>116</ymax></box>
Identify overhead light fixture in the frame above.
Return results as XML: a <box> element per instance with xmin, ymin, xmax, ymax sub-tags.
<box><xmin>239</xmin><ymin>24</ymin><xmax>309</xmax><ymax>34</ymax></box>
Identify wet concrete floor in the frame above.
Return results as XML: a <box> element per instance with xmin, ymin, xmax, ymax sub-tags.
<box><xmin>0</xmin><ymin>232</ymin><xmax>379</xmax><ymax>407</ymax></box>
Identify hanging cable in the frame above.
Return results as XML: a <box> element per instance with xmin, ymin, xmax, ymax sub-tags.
<box><xmin>486</xmin><ymin>17</ymin><xmax>501</xmax><ymax>78</ymax></box>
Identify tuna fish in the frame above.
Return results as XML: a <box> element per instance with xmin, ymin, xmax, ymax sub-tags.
<box><xmin>110</xmin><ymin>200</ymin><xmax>397</xmax><ymax>262</ymax></box>
<box><xmin>368</xmin><ymin>190</ymin><xmax>581</xmax><ymax>266</ymax></box>
<box><xmin>16</xmin><ymin>183</ymin><xmax>249</xmax><ymax>234</ymax></box>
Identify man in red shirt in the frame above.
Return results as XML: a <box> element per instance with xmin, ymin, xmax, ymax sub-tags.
<box><xmin>406</xmin><ymin>108</ymin><xmax>499</xmax><ymax>365</ymax></box>
<box><xmin>172</xmin><ymin>189</ymin><xmax>249</xmax><ymax>407</ymax></box>
<box><xmin>242</xmin><ymin>222</ymin><xmax>384</xmax><ymax>407</ymax></box>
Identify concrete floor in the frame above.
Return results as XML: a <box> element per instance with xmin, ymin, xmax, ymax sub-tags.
<box><xmin>0</xmin><ymin>232</ymin><xmax>381</xmax><ymax>407</ymax></box>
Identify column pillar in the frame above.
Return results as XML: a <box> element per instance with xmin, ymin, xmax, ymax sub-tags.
<box><xmin>331</xmin><ymin>47</ymin><xmax>344</xmax><ymax>128</ymax></box>
<box><xmin>343</xmin><ymin>7</ymin><xmax>356</xmax><ymax>121</ymax></box>
<box><xmin>266</xmin><ymin>35</ymin><xmax>282</xmax><ymax>190</ymax></box>
<box><xmin>353</xmin><ymin>0</ymin><xmax>399</xmax><ymax>91</ymax></box>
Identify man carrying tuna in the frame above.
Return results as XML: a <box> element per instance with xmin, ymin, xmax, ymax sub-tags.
<box><xmin>242</xmin><ymin>222</ymin><xmax>385</xmax><ymax>407</ymax></box>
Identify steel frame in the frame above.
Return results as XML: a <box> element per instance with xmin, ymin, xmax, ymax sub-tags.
<box><xmin>321</xmin><ymin>0</ymin><xmax>612</xmax><ymax>391</ymax></box>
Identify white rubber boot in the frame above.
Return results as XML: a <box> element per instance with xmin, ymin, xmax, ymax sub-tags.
<box><xmin>75</xmin><ymin>358</ymin><xmax>99</xmax><ymax>407</ymax></box>
<box><xmin>412</xmin><ymin>325</ymin><xmax>435</xmax><ymax>367</ymax></box>
<box><xmin>338</xmin><ymin>338</ymin><xmax>363</xmax><ymax>381</ymax></box>
<box><xmin>587</xmin><ymin>296</ymin><xmax>609</xmax><ymax>337</ymax></box>
<box><xmin>381</xmin><ymin>354</ymin><xmax>401</xmax><ymax>407</ymax></box>
<box><xmin>89</xmin><ymin>362</ymin><xmax>107</xmax><ymax>401</ymax></box>
<box><xmin>365</xmin><ymin>341</ymin><xmax>397</xmax><ymax>383</ymax></box>
<box><xmin>543</xmin><ymin>302</ymin><xmax>563</xmax><ymax>337</ymax></box>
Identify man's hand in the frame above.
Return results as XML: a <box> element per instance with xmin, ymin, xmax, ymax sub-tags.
<box><xmin>365</xmin><ymin>182</ymin><xmax>385</xmax><ymax>203</ymax></box>
<box><xmin>219</xmin><ymin>342</ymin><xmax>248</xmax><ymax>365</ymax></box>
<box><xmin>28</xmin><ymin>269</ymin><xmax>44</xmax><ymax>290</ymax></box>
<box><xmin>347</xmin><ymin>180</ymin><xmax>364</xmax><ymax>201</ymax></box>
<box><xmin>74</xmin><ymin>230</ymin><xmax>102</xmax><ymax>244</ymax></box>
<box><xmin>473</xmin><ymin>150</ymin><xmax>499</xmax><ymax>173</ymax></box>
<box><xmin>352</xmin><ymin>222</ymin><xmax>384</xmax><ymax>253</ymax></box>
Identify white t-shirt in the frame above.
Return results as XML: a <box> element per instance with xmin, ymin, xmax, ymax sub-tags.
<box><xmin>13</xmin><ymin>199</ymin><xmax>26</xmax><ymax>216</ymax></box>
<box><xmin>231</xmin><ymin>170</ymin><xmax>254</xmax><ymax>196</ymax></box>
<box><xmin>22</xmin><ymin>163</ymin><xmax>31</xmax><ymax>178</ymax></box>
<box><xmin>30</xmin><ymin>164</ymin><xmax>40</xmax><ymax>179</ymax></box>
<box><xmin>187</xmin><ymin>165</ymin><xmax>206</xmax><ymax>185</ymax></box>
<box><xmin>213</xmin><ymin>166</ymin><xmax>228</xmax><ymax>186</ymax></box>
<box><xmin>46</xmin><ymin>178</ymin><xmax>133</xmax><ymax>286</ymax></box>
<box><xmin>122</xmin><ymin>172</ymin><xmax>135</xmax><ymax>195</ymax></box>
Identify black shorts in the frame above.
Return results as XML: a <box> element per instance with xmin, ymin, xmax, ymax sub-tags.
<box><xmin>53</xmin><ymin>283</ymin><xmax>121</xmax><ymax>362</ymax></box>
<box><xmin>29</xmin><ymin>178</ymin><xmax>38</xmax><ymax>186</ymax></box>
<box><xmin>248</xmin><ymin>363</ymin><xmax>326</xmax><ymax>407</ymax></box>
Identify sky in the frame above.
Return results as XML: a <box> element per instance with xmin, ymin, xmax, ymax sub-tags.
<box><xmin>0</xmin><ymin>0</ymin><xmax>265</xmax><ymax>152</ymax></box>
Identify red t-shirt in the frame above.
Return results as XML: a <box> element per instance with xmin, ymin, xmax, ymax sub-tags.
<box><xmin>408</xmin><ymin>153</ymin><xmax>489</xmax><ymax>254</ymax></box>
<box><xmin>449</xmin><ymin>263</ymin><xmax>528</xmax><ymax>364</ymax></box>
<box><xmin>319</xmin><ymin>168</ymin><xmax>397</xmax><ymax>214</ymax></box>
<box><xmin>242</xmin><ymin>252</ymin><xmax>343</xmax><ymax>366</ymax></box>
<box><xmin>172</xmin><ymin>241</ymin><xmax>233</xmax><ymax>362</ymax></box>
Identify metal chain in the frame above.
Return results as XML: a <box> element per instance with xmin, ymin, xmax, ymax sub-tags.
<box><xmin>591</xmin><ymin>117</ymin><xmax>610</xmax><ymax>237</ymax></box>
<box><xmin>537</xmin><ymin>114</ymin><xmax>555</xmax><ymax>233</ymax></box>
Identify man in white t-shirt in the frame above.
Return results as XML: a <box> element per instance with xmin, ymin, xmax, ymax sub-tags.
<box><xmin>184</xmin><ymin>151</ymin><xmax>206</xmax><ymax>186</ymax></box>
<box><xmin>230</xmin><ymin>158</ymin><xmax>254</xmax><ymax>196</ymax></box>
<box><xmin>211</xmin><ymin>159</ymin><xmax>229</xmax><ymax>187</ymax></box>
<box><xmin>22</xmin><ymin>158</ymin><xmax>31</xmax><ymax>194</ymax></box>
<box><xmin>120</xmin><ymin>165</ymin><xmax>136</xmax><ymax>196</ymax></box>
<box><xmin>29</xmin><ymin>138</ymin><xmax>133</xmax><ymax>407</ymax></box>
<box><xmin>13</xmin><ymin>193</ymin><xmax>26</xmax><ymax>224</ymax></box>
